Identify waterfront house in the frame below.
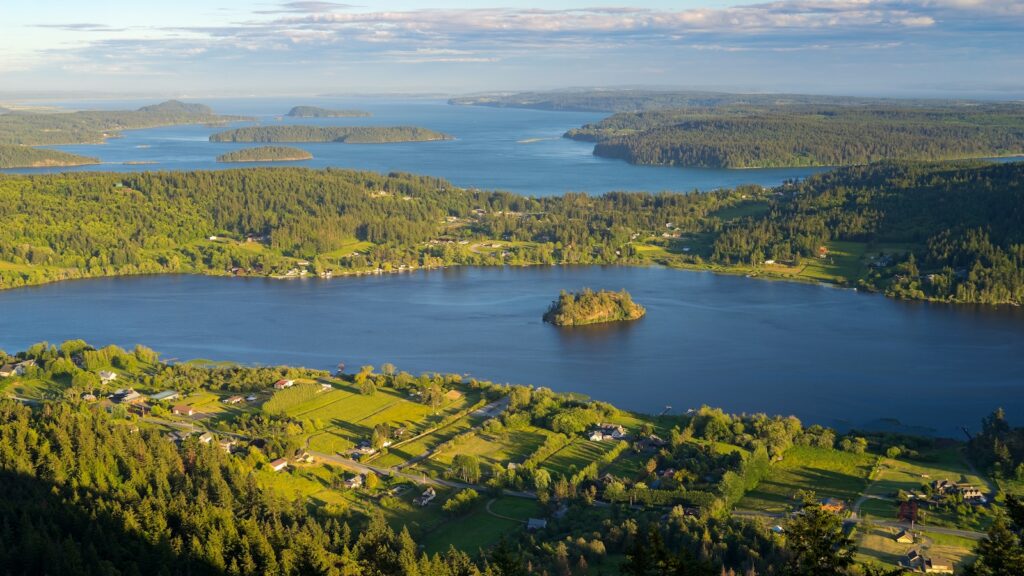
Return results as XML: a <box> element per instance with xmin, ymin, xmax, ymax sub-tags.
<box><xmin>269</xmin><ymin>458</ymin><xmax>289</xmax><ymax>472</ymax></box>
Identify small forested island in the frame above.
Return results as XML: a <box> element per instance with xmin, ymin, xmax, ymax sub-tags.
<box><xmin>209</xmin><ymin>125</ymin><xmax>453</xmax><ymax>144</ymax></box>
<box><xmin>0</xmin><ymin>339</ymin><xmax>1020</xmax><ymax>574</ymax></box>
<box><xmin>0</xmin><ymin>144</ymin><xmax>99</xmax><ymax>168</ymax></box>
<box><xmin>0</xmin><ymin>99</ymin><xmax>249</xmax><ymax>147</ymax></box>
<box><xmin>286</xmin><ymin>105</ymin><xmax>371</xmax><ymax>118</ymax></box>
<box><xmin>543</xmin><ymin>288</ymin><xmax>646</xmax><ymax>326</ymax></box>
<box><xmin>216</xmin><ymin>146</ymin><xmax>313</xmax><ymax>163</ymax></box>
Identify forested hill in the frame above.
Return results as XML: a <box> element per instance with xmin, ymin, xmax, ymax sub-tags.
<box><xmin>0</xmin><ymin>162</ymin><xmax>1022</xmax><ymax>305</ymax></box>
<box><xmin>216</xmin><ymin>146</ymin><xmax>313</xmax><ymax>163</ymax></box>
<box><xmin>209</xmin><ymin>125</ymin><xmax>452</xmax><ymax>143</ymax></box>
<box><xmin>449</xmin><ymin>89</ymin><xmax>929</xmax><ymax>113</ymax></box>
<box><xmin>286</xmin><ymin>105</ymin><xmax>371</xmax><ymax>118</ymax></box>
<box><xmin>0</xmin><ymin>100</ymin><xmax>249</xmax><ymax>146</ymax></box>
<box><xmin>0</xmin><ymin>144</ymin><xmax>99</xmax><ymax>169</ymax></box>
<box><xmin>713</xmin><ymin>161</ymin><xmax>1024</xmax><ymax>304</ymax></box>
<box><xmin>565</xmin><ymin>106</ymin><xmax>1024</xmax><ymax>168</ymax></box>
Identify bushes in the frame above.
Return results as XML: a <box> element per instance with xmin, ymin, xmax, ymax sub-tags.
<box><xmin>442</xmin><ymin>488</ymin><xmax>480</xmax><ymax>516</ymax></box>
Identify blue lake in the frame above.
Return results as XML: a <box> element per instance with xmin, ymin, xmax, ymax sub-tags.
<box><xmin>4</xmin><ymin>97</ymin><xmax>825</xmax><ymax>196</ymax></box>
<box><xmin>2</xmin><ymin>267</ymin><xmax>1022</xmax><ymax>437</ymax></box>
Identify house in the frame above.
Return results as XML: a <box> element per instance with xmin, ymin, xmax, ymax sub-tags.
<box><xmin>771</xmin><ymin>525</ymin><xmax>785</xmax><ymax>534</ymax></box>
<box><xmin>958</xmin><ymin>485</ymin><xmax>985</xmax><ymax>502</ymax></box>
<box><xmin>588</xmin><ymin>423</ymin><xmax>628</xmax><ymax>442</ymax></box>
<box><xmin>820</xmin><ymin>498</ymin><xmax>847</xmax><ymax>513</ymax></box>
<box><xmin>218</xmin><ymin>439</ymin><xmax>236</xmax><ymax>453</ymax></box>
<box><xmin>13</xmin><ymin>360</ymin><xmax>37</xmax><ymax>376</ymax></box>
<box><xmin>274</xmin><ymin>379</ymin><xmax>295</xmax><ymax>390</ymax></box>
<box><xmin>320</xmin><ymin>383</ymin><xmax>333</xmax><ymax>392</ymax></box>
<box><xmin>900</xmin><ymin>551</ymin><xmax>953</xmax><ymax>574</ymax></box>
<box><xmin>198</xmin><ymin>432</ymin><xmax>215</xmax><ymax>444</ymax></box>
<box><xmin>0</xmin><ymin>365</ymin><xmax>15</xmax><ymax>378</ymax></box>
<box><xmin>98</xmin><ymin>370</ymin><xmax>118</xmax><ymax>384</ymax></box>
<box><xmin>818</xmin><ymin>245</ymin><xmax>829</xmax><ymax>258</ymax></box>
<box><xmin>296</xmin><ymin>451</ymin><xmax>314</xmax><ymax>464</ymax></box>
<box><xmin>269</xmin><ymin>458</ymin><xmax>289</xmax><ymax>472</ymax></box>
<box><xmin>526</xmin><ymin>518</ymin><xmax>548</xmax><ymax>531</ymax></box>
<box><xmin>931</xmin><ymin>479</ymin><xmax>956</xmax><ymax>495</ymax></box>
<box><xmin>895</xmin><ymin>530</ymin><xmax>915</xmax><ymax>544</ymax></box>
<box><xmin>223</xmin><ymin>395</ymin><xmax>245</xmax><ymax>405</ymax></box>
<box><xmin>150</xmin><ymin>390</ymin><xmax>179</xmax><ymax>402</ymax></box>
<box><xmin>80</xmin><ymin>393</ymin><xmax>97</xmax><ymax>401</ymax></box>
<box><xmin>111</xmin><ymin>389</ymin><xmax>144</xmax><ymax>404</ymax></box>
<box><xmin>415</xmin><ymin>487</ymin><xmax>437</xmax><ymax>506</ymax></box>
<box><xmin>344</xmin><ymin>475</ymin><xmax>364</xmax><ymax>489</ymax></box>
<box><xmin>172</xmin><ymin>405</ymin><xmax>196</xmax><ymax>416</ymax></box>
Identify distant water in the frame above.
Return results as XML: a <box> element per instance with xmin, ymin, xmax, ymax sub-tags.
<box><xmin>2</xmin><ymin>267</ymin><xmax>1022</xmax><ymax>437</ymax></box>
<box><xmin>4</xmin><ymin>97</ymin><xmax>826</xmax><ymax>196</ymax></box>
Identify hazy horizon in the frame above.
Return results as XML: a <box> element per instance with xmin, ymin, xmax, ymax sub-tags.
<box><xmin>3</xmin><ymin>0</ymin><xmax>1023</xmax><ymax>101</ymax></box>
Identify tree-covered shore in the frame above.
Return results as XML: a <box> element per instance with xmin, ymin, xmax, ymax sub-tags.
<box><xmin>209</xmin><ymin>125</ymin><xmax>453</xmax><ymax>144</ymax></box>
<box><xmin>0</xmin><ymin>161</ymin><xmax>1022</xmax><ymax>305</ymax></box>
<box><xmin>216</xmin><ymin>146</ymin><xmax>313</xmax><ymax>163</ymax></box>
<box><xmin>565</xmin><ymin>105</ymin><xmax>1024</xmax><ymax>169</ymax></box>
<box><xmin>0</xmin><ymin>144</ymin><xmax>99</xmax><ymax>168</ymax></box>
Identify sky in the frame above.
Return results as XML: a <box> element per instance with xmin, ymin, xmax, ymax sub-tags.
<box><xmin>2</xmin><ymin>0</ymin><xmax>1023</xmax><ymax>98</ymax></box>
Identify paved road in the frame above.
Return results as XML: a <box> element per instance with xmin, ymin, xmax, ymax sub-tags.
<box><xmin>733</xmin><ymin>508</ymin><xmax>985</xmax><ymax>541</ymax></box>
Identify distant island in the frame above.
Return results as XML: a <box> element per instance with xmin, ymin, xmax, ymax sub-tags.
<box><xmin>286</xmin><ymin>106</ymin><xmax>371</xmax><ymax>118</ymax></box>
<box><xmin>543</xmin><ymin>289</ymin><xmax>646</xmax><ymax>326</ymax></box>
<box><xmin>209</xmin><ymin>125</ymin><xmax>453</xmax><ymax>144</ymax></box>
<box><xmin>562</xmin><ymin>104</ymin><xmax>1024</xmax><ymax>169</ymax></box>
<box><xmin>0</xmin><ymin>99</ymin><xmax>250</xmax><ymax>147</ymax></box>
<box><xmin>0</xmin><ymin>144</ymin><xmax>99</xmax><ymax>169</ymax></box>
<box><xmin>216</xmin><ymin>146</ymin><xmax>313</xmax><ymax>163</ymax></box>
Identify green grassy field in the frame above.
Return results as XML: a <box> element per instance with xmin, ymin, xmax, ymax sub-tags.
<box><xmin>540</xmin><ymin>438</ymin><xmax>622</xmax><ymax>477</ymax></box>
<box><xmin>797</xmin><ymin>241</ymin><xmax>867</xmax><ymax>284</ymax></box>
<box><xmin>420</xmin><ymin>497</ymin><xmax>542</xmax><ymax>554</ymax></box>
<box><xmin>739</xmin><ymin>446</ymin><xmax>877</xmax><ymax>513</ymax></box>
<box><xmin>711</xmin><ymin>200</ymin><xmax>770</xmax><ymax>221</ymax></box>
<box><xmin>854</xmin><ymin>525</ymin><xmax>974</xmax><ymax>571</ymax></box>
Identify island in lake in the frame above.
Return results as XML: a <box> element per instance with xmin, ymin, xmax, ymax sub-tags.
<box><xmin>209</xmin><ymin>125</ymin><xmax>453</xmax><ymax>144</ymax></box>
<box><xmin>0</xmin><ymin>144</ymin><xmax>99</xmax><ymax>169</ymax></box>
<box><xmin>543</xmin><ymin>288</ymin><xmax>646</xmax><ymax>326</ymax></box>
<box><xmin>216</xmin><ymin>146</ymin><xmax>313</xmax><ymax>163</ymax></box>
<box><xmin>286</xmin><ymin>105</ymin><xmax>371</xmax><ymax>118</ymax></box>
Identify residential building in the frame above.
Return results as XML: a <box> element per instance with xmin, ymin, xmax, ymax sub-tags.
<box><xmin>269</xmin><ymin>458</ymin><xmax>289</xmax><ymax>472</ymax></box>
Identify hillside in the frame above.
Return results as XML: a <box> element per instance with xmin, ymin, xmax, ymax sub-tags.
<box><xmin>286</xmin><ymin>105</ymin><xmax>371</xmax><ymax>118</ymax></box>
<box><xmin>543</xmin><ymin>289</ymin><xmax>646</xmax><ymax>326</ymax></box>
<box><xmin>209</xmin><ymin>125</ymin><xmax>452</xmax><ymax>143</ymax></box>
<box><xmin>565</xmin><ymin>105</ymin><xmax>1024</xmax><ymax>168</ymax></box>
<box><xmin>216</xmin><ymin>146</ymin><xmax>313</xmax><ymax>163</ymax></box>
<box><xmin>0</xmin><ymin>144</ymin><xmax>99</xmax><ymax>168</ymax></box>
<box><xmin>0</xmin><ymin>100</ymin><xmax>250</xmax><ymax>146</ymax></box>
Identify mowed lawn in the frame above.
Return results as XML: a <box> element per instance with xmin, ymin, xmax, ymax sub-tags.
<box><xmin>739</xmin><ymin>446</ymin><xmax>877</xmax><ymax>513</ymax></box>
<box><xmin>420</xmin><ymin>497</ymin><xmax>542</xmax><ymax>554</ymax></box>
<box><xmin>432</xmin><ymin>426</ymin><xmax>557</xmax><ymax>469</ymax></box>
<box><xmin>798</xmin><ymin>241</ymin><xmax>867</xmax><ymax>284</ymax></box>
<box><xmin>540</xmin><ymin>438</ymin><xmax>622</xmax><ymax>477</ymax></box>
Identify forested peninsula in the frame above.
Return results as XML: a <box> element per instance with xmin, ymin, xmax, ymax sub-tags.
<box><xmin>565</xmin><ymin>106</ymin><xmax>1024</xmax><ymax>169</ymax></box>
<box><xmin>209</xmin><ymin>125</ymin><xmax>453</xmax><ymax>144</ymax></box>
<box><xmin>0</xmin><ymin>100</ymin><xmax>249</xmax><ymax>146</ymax></box>
<box><xmin>543</xmin><ymin>289</ymin><xmax>646</xmax><ymax>326</ymax></box>
<box><xmin>216</xmin><ymin>146</ymin><xmax>313</xmax><ymax>163</ymax></box>
<box><xmin>286</xmin><ymin>105</ymin><xmax>371</xmax><ymax>118</ymax></box>
<box><xmin>0</xmin><ymin>144</ymin><xmax>99</xmax><ymax>168</ymax></box>
<box><xmin>0</xmin><ymin>161</ymin><xmax>1022</xmax><ymax>305</ymax></box>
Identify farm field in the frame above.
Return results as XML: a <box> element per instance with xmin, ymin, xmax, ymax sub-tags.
<box><xmin>420</xmin><ymin>497</ymin><xmax>543</xmax><ymax>554</ymax></box>
<box><xmin>739</xmin><ymin>446</ymin><xmax>877</xmax><ymax>513</ymax></box>
<box><xmin>854</xmin><ymin>525</ymin><xmax>974</xmax><ymax>571</ymax></box>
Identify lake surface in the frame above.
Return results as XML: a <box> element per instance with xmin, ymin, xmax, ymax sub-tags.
<box><xmin>4</xmin><ymin>97</ymin><xmax>826</xmax><ymax>196</ymax></box>
<box><xmin>2</xmin><ymin>267</ymin><xmax>1022</xmax><ymax>436</ymax></box>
